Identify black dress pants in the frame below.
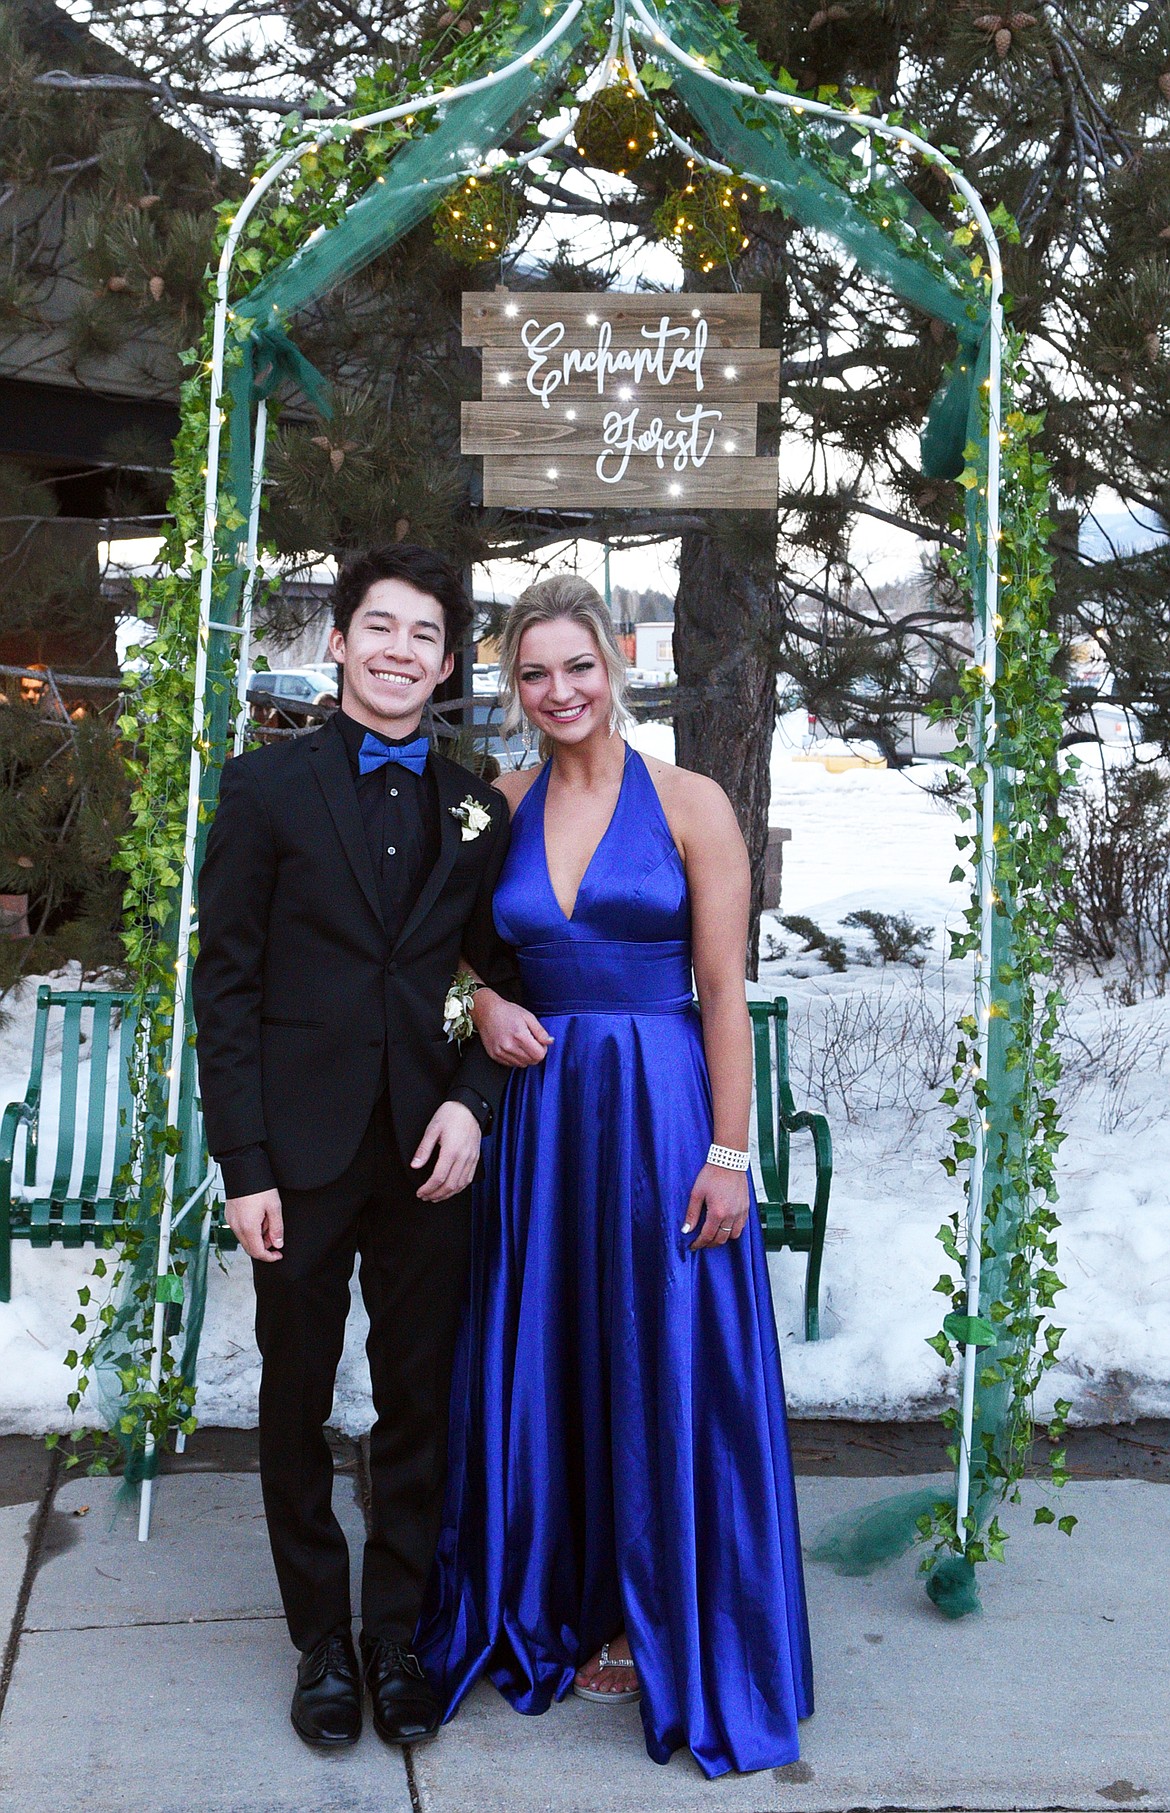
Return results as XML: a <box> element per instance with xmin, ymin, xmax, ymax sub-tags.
<box><xmin>252</xmin><ymin>1095</ymin><xmax>473</xmax><ymax>1653</ymax></box>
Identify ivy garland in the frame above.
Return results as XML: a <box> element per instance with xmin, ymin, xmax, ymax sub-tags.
<box><xmin>923</xmin><ymin>337</ymin><xmax>1076</xmax><ymax>1568</ymax></box>
<box><xmin>61</xmin><ymin>0</ymin><xmax>1067</xmax><ymax>1568</ymax></box>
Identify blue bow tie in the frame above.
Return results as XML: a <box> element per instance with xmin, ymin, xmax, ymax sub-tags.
<box><xmin>358</xmin><ymin>731</ymin><xmax>429</xmax><ymax>777</ymax></box>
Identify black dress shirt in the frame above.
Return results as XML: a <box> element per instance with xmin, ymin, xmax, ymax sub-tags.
<box><xmin>334</xmin><ymin>709</ymin><xmax>441</xmax><ymax>945</ymax></box>
<box><xmin>216</xmin><ymin>711</ymin><xmax>492</xmax><ymax>1199</ymax></box>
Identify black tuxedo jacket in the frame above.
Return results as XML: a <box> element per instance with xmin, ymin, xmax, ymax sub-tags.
<box><xmin>192</xmin><ymin>714</ymin><xmax>517</xmax><ymax>1193</ymax></box>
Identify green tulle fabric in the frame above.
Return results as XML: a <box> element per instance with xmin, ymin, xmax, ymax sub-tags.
<box><xmin>926</xmin><ymin>1555</ymin><xmax>982</xmax><ymax>1619</ymax></box>
<box><xmin>807</xmin><ymin>1487</ymin><xmax>953</xmax><ymax>1577</ymax></box>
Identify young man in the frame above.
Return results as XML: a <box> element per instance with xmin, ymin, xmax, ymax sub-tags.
<box><xmin>193</xmin><ymin>546</ymin><xmax>516</xmax><ymax>1749</ymax></box>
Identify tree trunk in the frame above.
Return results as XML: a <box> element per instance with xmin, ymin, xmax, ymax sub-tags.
<box><xmin>672</xmin><ymin>517</ymin><xmax>779</xmax><ymax>980</ymax></box>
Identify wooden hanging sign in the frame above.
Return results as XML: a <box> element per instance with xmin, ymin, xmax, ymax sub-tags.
<box><xmin>461</xmin><ymin>290</ymin><xmax>778</xmax><ymax>511</ymax></box>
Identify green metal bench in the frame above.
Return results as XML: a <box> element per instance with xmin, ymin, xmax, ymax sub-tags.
<box><xmin>749</xmin><ymin>996</ymin><xmax>833</xmax><ymax>1342</ymax></box>
<box><xmin>0</xmin><ymin>986</ymin><xmax>231</xmax><ymax>1303</ymax></box>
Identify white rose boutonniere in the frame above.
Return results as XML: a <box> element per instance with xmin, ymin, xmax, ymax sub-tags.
<box><xmin>443</xmin><ymin>972</ymin><xmax>481</xmax><ymax>1044</ymax></box>
<box><xmin>451</xmin><ymin>795</ymin><xmax>492</xmax><ymax>842</ymax></box>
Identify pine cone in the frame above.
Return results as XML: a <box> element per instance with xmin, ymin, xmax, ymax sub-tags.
<box><xmin>106</xmin><ymin>275</ymin><xmax>130</xmax><ymax>292</ymax></box>
<box><xmin>137</xmin><ymin>194</ymin><xmax>160</xmax><ymax>210</ymax></box>
<box><xmin>973</xmin><ymin>15</ymin><xmax>1002</xmax><ymax>30</ymax></box>
<box><xmin>1007</xmin><ymin>12</ymin><xmax>1037</xmax><ymax>27</ymax></box>
<box><xmin>148</xmin><ymin>275</ymin><xmax>165</xmax><ymax>300</ymax></box>
<box><xmin>311</xmin><ymin>435</ymin><xmax>359</xmax><ymax>472</ymax></box>
<box><xmin>1159</xmin><ymin>72</ymin><xmax>1170</xmax><ymax>100</ymax></box>
<box><xmin>808</xmin><ymin>5</ymin><xmax>848</xmax><ymax>29</ymax></box>
<box><xmin>1144</xmin><ymin>331</ymin><xmax>1161</xmax><ymax>361</ymax></box>
<box><xmin>995</xmin><ymin>26</ymin><xmax>1013</xmax><ymax>55</ymax></box>
<box><xmin>394</xmin><ymin>517</ymin><xmax>411</xmax><ymax>542</ymax></box>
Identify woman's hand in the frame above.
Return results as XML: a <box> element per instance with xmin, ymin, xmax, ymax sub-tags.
<box><xmin>472</xmin><ymin>987</ymin><xmax>553</xmax><ymax>1067</ymax></box>
<box><xmin>683</xmin><ymin>1163</ymin><xmax>751</xmax><ymax>1249</ymax></box>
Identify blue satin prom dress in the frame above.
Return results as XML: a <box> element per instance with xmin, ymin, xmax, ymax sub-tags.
<box><xmin>416</xmin><ymin>746</ymin><xmax>813</xmax><ymax>1777</ymax></box>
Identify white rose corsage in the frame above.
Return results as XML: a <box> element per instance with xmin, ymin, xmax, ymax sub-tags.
<box><xmin>443</xmin><ymin>971</ymin><xmax>482</xmax><ymax>1045</ymax></box>
<box><xmin>451</xmin><ymin>795</ymin><xmax>492</xmax><ymax>842</ymax></box>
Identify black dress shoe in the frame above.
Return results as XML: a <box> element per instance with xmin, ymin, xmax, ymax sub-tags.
<box><xmin>291</xmin><ymin>1630</ymin><xmax>362</xmax><ymax>1747</ymax></box>
<box><xmin>361</xmin><ymin>1636</ymin><xmax>442</xmax><ymax>1746</ymax></box>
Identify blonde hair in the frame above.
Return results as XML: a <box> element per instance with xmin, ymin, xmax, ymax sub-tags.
<box><xmin>499</xmin><ymin>573</ymin><xmax>634</xmax><ymax>752</ymax></box>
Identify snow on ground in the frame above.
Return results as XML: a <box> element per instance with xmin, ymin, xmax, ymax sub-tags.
<box><xmin>1</xmin><ymin>718</ymin><xmax>1168</xmax><ymax>1434</ymax></box>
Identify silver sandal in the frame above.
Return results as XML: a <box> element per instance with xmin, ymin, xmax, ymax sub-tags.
<box><xmin>572</xmin><ymin>1640</ymin><xmax>642</xmax><ymax>1704</ymax></box>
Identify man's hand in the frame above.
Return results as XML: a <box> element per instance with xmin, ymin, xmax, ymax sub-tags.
<box><xmin>682</xmin><ymin>1164</ymin><xmax>750</xmax><ymax>1250</ymax></box>
<box><xmin>412</xmin><ymin>1100</ymin><xmax>482</xmax><ymax>1202</ymax></box>
<box><xmin>226</xmin><ymin>1188</ymin><xmax>284</xmax><ymax>1262</ymax></box>
<box><xmin>472</xmin><ymin>988</ymin><xmax>553</xmax><ymax>1068</ymax></box>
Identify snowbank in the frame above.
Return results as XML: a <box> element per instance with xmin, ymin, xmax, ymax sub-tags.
<box><xmin>2</xmin><ymin>722</ymin><xmax>1167</xmax><ymax>1434</ymax></box>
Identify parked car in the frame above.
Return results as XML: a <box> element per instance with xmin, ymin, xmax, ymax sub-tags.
<box><xmin>247</xmin><ymin>666</ymin><xmax>338</xmax><ymax>708</ymax></box>
<box><xmin>1063</xmin><ymin>698</ymin><xmax>1144</xmax><ymax>748</ymax></box>
<box><xmin>469</xmin><ymin>694</ymin><xmax>540</xmax><ymax>770</ymax></box>
<box><xmin>247</xmin><ymin>666</ymin><xmax>339</xmax><ymax>733</ymax></box>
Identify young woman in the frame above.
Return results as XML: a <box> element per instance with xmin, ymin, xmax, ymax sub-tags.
<box><xmin>415</xmin><ymin>576</ymin><xmax>812</xmax><ymax>1777</ymax></box>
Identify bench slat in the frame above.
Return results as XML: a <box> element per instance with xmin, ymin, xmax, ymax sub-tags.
<box><xmin>112</xmin><ymin>999</ymin><xmax>140</xmax><ymax>1189</ymax></box>
<box><xmin>50</xmin><ymin>1000</ymin><xmax>84</xmax><ymax>1200</ymax></box>
<box><xmin>79</xmin><ymin>999</ymin><xmax>113</xmax><ymax>1203</ymax></box>
<box><xmin>22</xmin><ymin>988</ymin><xmax>51</xmax><ymax>1190</ymax></box>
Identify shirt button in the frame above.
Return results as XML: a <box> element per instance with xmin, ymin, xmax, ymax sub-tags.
<box><xmin>386</xmin><ymin>845</ymin><xmax>396</xmax><ymax>856</ymax></box>
<box><xmin>389</xmin><ymin>787</ymin><xmax>398</xmax><ymax>797</ymax></box>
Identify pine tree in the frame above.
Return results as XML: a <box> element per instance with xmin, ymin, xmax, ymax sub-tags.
<box><xmin>4</xmin><ymin>0</ymin><xmax>1168</xmax><ymax>970</ymax></box>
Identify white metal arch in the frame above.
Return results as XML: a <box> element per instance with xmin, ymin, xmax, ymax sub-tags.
<box><xmin>143</xmin><ymin>0</ymin><xmax>1004</xmax><ymax>1545</ymax></box>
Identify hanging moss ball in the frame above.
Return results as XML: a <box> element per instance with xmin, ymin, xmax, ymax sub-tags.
<box><xmin>432</xmin><ymin>176</ymin><xmax>523</xmax><ymax>265</ymax></box>
<box><xmin>652</xmin><ymin>170</ymin><xmax>751</xmax><ymax>275</ymax></box>
<box><xmin>575</xmin><ymin>83</ymin><xmax>659</xmax><ymax>175</ymax></box>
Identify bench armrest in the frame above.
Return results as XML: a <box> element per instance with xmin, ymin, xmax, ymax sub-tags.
<box><xmin>1</xmin><ymin>1099</ymin><xmax>34</xmax><ymax>1237</ymax></box>
<box><xmin>781</xmin><ymin>1106</ymin><xmax>833</xmax><ymax>1179</ymax></box>
<box><xmin>0</xmin><ymin>1099</ymin><xmax>34</xmax><ymax>1176</ymax></box>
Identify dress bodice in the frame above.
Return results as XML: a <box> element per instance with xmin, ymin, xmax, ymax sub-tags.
<box><xmin>493</xmin><ymin>747</ymin><xmax>693</xmax><ymax>1016</ymax></box>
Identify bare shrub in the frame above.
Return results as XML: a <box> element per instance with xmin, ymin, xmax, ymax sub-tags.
<box><xmin>1057</xmin><ymin>761</ymin><xmax>1170</xmax><ymax>992</ymax></box>
<box><xmin>1057</xmin><ymin>997</ymin><xmax>1170</xmax><ymax>1135</ymax></box>
<box><xmin>787</xmin><ymin>966</ymin><xmax>957</xmax><ymax>1122</ymax></box>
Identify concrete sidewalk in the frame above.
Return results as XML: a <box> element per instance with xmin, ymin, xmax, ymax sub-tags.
<box><xmin>0</xmin><ymin>1437</ymin><xmax>1166</xmax><ymax>1813</ymax></box>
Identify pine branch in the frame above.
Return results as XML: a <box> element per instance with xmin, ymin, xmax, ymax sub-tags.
<box><xmin>32</xmin><ymin>71</ymin><xmax>343</xmax><ymax>118</ymax></box>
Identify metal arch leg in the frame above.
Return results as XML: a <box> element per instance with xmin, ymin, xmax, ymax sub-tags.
<box><xmin>138</xmin><ymin>1474</ymin><xmax>154</xmax><ymax>1542</ymax></box>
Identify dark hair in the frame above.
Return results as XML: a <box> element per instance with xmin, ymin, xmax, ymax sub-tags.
<box><xmin>331</xmin><ymin>545</ymin><xmax>474</xmax><ymax>650</ymax></box>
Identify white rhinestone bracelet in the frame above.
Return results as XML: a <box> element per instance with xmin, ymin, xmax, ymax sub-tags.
<box><xmin>706</xmin><ymin>1142</ymin><xmax>750</xmax><ymax>1172</ymax></box>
